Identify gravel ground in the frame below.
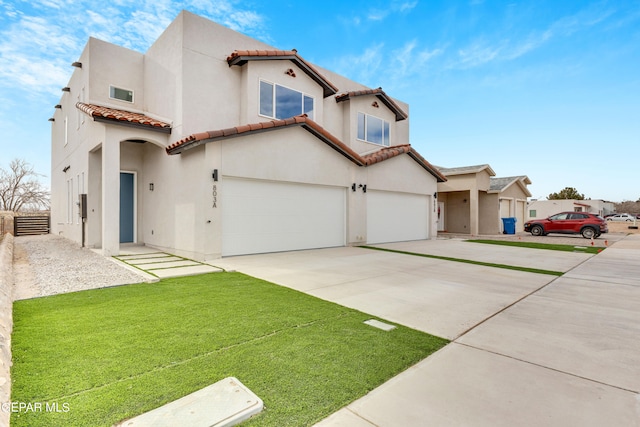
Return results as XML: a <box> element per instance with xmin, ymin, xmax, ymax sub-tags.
<box><xmin>13</xmin><ymin>234</ymin><xmax>148</xmax><ymax>300</ymax></box>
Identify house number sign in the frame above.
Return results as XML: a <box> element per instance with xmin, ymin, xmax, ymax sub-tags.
<box><xmin>212</xmin><ymin>184</ymin><xmax>217</xmax><ymax>208</ymax></box>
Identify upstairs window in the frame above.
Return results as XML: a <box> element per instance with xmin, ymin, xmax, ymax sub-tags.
<box><xmin>110</xmin><ymin>86</ymin><xmax>133</xmax><ymax>103</ymax></box>
<box><xmin>358</xmin><ymin>112</ymin><xmax>390</xmax><ymax>146</ymax></box>
<box><xmin>260</xmin><ymin>80</ymin><xmax>314</xmax><ymax>120</ymax></box>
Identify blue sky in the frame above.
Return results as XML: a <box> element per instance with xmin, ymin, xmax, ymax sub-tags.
<box><xmin>1</xmin><ymin>0</ymin><xmax>638</xmax><ymax>201</ymax></box>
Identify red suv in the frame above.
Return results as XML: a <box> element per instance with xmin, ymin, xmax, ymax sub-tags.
<box><xmin>524</xmin><ymin>212</ymin><xmax>608</xmax><ymax>239</ymax></box>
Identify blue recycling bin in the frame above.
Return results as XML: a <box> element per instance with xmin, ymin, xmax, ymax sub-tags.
<box><xmin>502</xmin><ymin>217</ymin><xmax>517</xmax><ymax>234</ymax></box>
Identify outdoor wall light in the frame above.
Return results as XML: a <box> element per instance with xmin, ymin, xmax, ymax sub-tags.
<box><xmin>212</xmin><ymin>169</ymin><xmax>218</xmax><ymax>181</ymax></box>
<box><xmin>434</xmin><ymin>192</ymin><xmax>438</xmax><ymax>199</ymax></box>
<box><xmin>149</xmin><ymin>183</ymin><xmax>154</xmax><ymax>191</ymax></box>
<box><xmin>62</xmin><ymin>87</ymin><xmax>71</xmax><ymax>92</ymax></box>
<box><xmin>352</xmin><ymin>183</ymin><xmax>356</xmax><ymax>192</ymax></box>
<box><xmin>63</xmin><ymin>165</ymin><xmax>70</xmax><ymax>172</ymax></box>
<box><xmin>55</xmin><ymin>104</ymin><xmax>62</xmax><ymax>109</ymax></box>
<box><xmin>359</xmin><ymin>184</ymin><xmax>367</xmax><ymax>193</ymax></box>
<box><xmin>71</xmin><ymin>61</ymin><xmax>82</xmax><ymax>68</ymax></box>
<box><xmin>48</xmin><ymin>118</ymin><xmax>55</xmax><ymax>122</ymax></box>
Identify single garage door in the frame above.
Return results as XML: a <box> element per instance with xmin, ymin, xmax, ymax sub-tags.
<box><xmin>222</xmin><ymin>178</ymin><xmax>346</xmax><ymax>256</ymax></box>
<box><xmin>367</xmin><ymin>190</ymin><xmax>429</xmax><ymax>244</ymax></box>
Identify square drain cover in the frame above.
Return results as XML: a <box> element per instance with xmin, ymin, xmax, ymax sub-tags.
<box><xmin>364</xmin><ymin>319</ymin><xmax>397</xmax><ymax>331</ymax></box>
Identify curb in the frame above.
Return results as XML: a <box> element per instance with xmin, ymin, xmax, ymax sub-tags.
<box><xmin>0</xmin><ymin>233</ymin><xmax>14</xmax><ymax>427</ymax></box>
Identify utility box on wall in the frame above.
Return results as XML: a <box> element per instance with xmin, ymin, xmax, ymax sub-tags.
<box><xmin>80</xmin><ymin>194</ymin><xmax>87</xmax><ymax>219</ymax></box>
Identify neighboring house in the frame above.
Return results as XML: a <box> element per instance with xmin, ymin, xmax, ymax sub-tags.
<box><xmin>527</xmin><ymin>199</ymin><xmax>614</xmax><ymax>219</ymax></box>
<box><xmin>436</xmin><ymin>165</ymin><xmax>531</xmax><ymax>234</ymax></box>
<box><xmin>50</xmin><ymin>11</ymin><xmax>446</xmax><ymax>260</ymax></box>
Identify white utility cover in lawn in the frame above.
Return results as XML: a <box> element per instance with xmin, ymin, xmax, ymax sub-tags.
<box><xmin>114</xmin><ymin>377</ymin><xmax>263</xmax><ymax>427</ymax></box>
<box><xmin>222</xmin><ymin>178</ymin><xmax>346</xmax><ymax>256</ymax></box>
<box><xmin>367</xmin><ymin>190</ymin><xmax>429</xmax><ymax>244</ymax></box>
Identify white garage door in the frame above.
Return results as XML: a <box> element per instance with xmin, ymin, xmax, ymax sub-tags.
<box><xmin>222</xmin><ymin>178</ymin><xmax>346</xmax><ymax>256</ymax></box>
<box><xmin>367</xmin><ymin>190</ymin><xmax>429</xmax><ymax>244</ymax></box>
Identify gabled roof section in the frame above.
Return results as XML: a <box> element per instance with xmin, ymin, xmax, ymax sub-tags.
<box><xmin>167</xmin><ymin>115</ymin><xmax>363</xmax><ymax>164</ymax></box>
<box><xmin>226</xmin><ymin>50</ymin><xmax>339</xmax><ymax>98</ymax></box>
<box><xmin>437</xmin><ymin>164</ymin><xmax>496</xmax><ymax>177</ymax></box>
<box><xmin>335</xmin><ymin>88</ymin><xmax>408</xmax><ymax>121</ymax></box>
<box><xmin>361</xmin><ymin>145</ymin><xmax>446</xmax><ymax>181</ymax></box>
<box><xmin>166</xmin><ymin>115</ymin><xmax>445</xmax><ymax>182</ymax></box>
<box><xmin>76</xmin><ymin>102</ymin><xmax>172</xmax><ymax>133</ymax></box>
<box><xmin>489</xmin><ymin>176</ymin><xmax>532</xmax><ymax>197</ymax></box>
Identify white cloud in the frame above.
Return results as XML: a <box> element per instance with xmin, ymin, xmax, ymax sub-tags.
<box><xmin>367</xmin><ymin>0</ymin><xmax>418</xmax><ymax>21</ymax></box>
<box><xmin>398</xmin><ymin>1</ymin><xmax>418</xmax><ymax>13</ymax></box>
<box><xmin>456</xmin><ymin>41</ymin><xmax>503</xmax><ymax>68</ymax></box>
<box><xmin>334</xmin><ymin>43</ymin><xmax>385</xmax><ymax>87</ymax></box>
<box><xmin>0</xmin><ymin>0</ymin><xmax>266</xmax><ymax>99</ymax></box>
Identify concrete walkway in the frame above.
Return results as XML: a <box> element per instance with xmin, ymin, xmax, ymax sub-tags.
<box><xmin>115</xmin><ymin>245</ymin><xmax>223</xmax><ymax>278</ymax></box>
<box><xmin>214</xmin><ymin>236</ymin><xmax>640</xmax><ymax>426</ymax></box>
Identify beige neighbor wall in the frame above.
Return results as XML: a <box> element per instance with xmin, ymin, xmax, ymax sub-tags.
<box><xmin>445</xmin><ymin>191</ymin><xmax>471</xmax><ymax>233</ymax></box>
<box><xmin>479</xmin><ymin>193</ymin><xmax>500</xmax><ymax>234</ymax></box>
<box><xmin>0</xmin><ymin>233</ymin><xmax>13</xmax><ymax>427</ymax></box>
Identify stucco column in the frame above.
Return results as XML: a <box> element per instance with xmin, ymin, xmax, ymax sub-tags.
<box><xmin>470</xmin><ymin>189</ymin><xmax>479</xmax><ymax>236</ymax></box>
<box><xmin>102</xmin><ymin>138</ymin><xmax>120</xmax><ymax>256</ymax></box>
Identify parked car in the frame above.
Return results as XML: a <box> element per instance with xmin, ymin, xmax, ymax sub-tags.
<box><xmin>606</xmin><ymin>213</ymin><xmax>636</xmax><ymax>222</ymax></box>
<box><xmin>524</xmin><ymin>212</ymin><xmax>608</xmax><ymax>239</ymax></box>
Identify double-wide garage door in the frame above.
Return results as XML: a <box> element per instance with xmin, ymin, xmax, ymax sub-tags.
<box><xmin>222</xmin><ymin>178</ymin><xmax>346</xmax><ymax>256</ymax></box>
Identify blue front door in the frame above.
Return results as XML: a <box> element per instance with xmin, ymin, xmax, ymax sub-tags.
<box><xmin>120</xmin><ymin>172</ymin><xmax>134</xmax><ymax>243</ymax></box>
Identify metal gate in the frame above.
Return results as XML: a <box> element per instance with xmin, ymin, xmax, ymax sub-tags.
<box><xmin>13</xmin><ymin>216</ymin><xmax>50</xmax><ymax>236</ymax></box>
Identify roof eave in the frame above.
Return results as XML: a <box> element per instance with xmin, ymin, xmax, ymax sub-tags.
<box><xmin>228</xmin><ymin>54</ymin><xmax>338</xmax><ymax>98</ymax></box>
<box><xmin>92</xmin><ymin>116</ymin><xmax>172</xmax><ymax>134</ymax></box>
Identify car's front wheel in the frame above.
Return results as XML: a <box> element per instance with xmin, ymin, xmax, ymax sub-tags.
<box><xmin>530</xmin><ymin>225</ymin><xmax>544</xmax><ymax>236</ymax></box>
<box><xmin>581</xmin><ymin>227</ymin><xmax>597</xmax><ymax>239</ymax></box>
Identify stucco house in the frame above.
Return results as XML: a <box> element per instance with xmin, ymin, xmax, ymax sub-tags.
<box><xmin>50</xmin><ymin>11</ymin><xmax>446</xmax><ymax>260</ymax></box>
<box><xmin>527</xmin><ymin>199</ymin><xmax>614</xmax><ymax>219</ymax></box>
<box><xmin>436</xmin><ymin>165</ymin><xmax>531</xmax><ymax>234</ymax></box>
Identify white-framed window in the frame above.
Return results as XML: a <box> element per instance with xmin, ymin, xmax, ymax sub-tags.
<box><xmin>357</xmin><ymin>112</ymin><xmax>390</xmax><ymax>146</ymax></box>
<box><xmin>259</xmin><ymin>80</ymin><xmax>314</xmax><ymax>120</ymax></box>
<box><xmin>109</xmin><ymin>85</ymin><xmax>134</xmax><ymax>103</ymax></box>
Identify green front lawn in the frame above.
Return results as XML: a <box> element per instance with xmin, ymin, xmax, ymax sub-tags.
<box><xmin>468</xmin><ymin>239</ymin><xmax>604</xmax><ymax>254</ymax></box>
<box><xmin>11</xmin><ymin>273</ymin><xmax>447</xmax><ymax>426</ymax></box>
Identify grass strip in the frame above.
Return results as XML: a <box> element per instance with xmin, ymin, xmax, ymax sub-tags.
<box><xmin>467</xmin><ymin>239</ymin><xmax>604</xmax><ymax>254</ymax></box>
<box><xmin>360</xmin><ymin>246</ymin><xmax>564</xmax><ymax>276</ymax></box>
<box><xmin>11</xmin><ymin>272</ymin><xmax>447</xmax><ymax>427</ymax></box>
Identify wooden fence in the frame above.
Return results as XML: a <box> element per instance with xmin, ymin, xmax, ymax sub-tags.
<box><xmin>13</xmin><ymin>215</ymin><xmax>50</xmax><ymax>236</ymax></box>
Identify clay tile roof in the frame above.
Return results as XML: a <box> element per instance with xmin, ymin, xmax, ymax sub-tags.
<box><xmin>226</xmin><ymin>50</ymin><xmax>338</xmax><ymax>97</ymax></box>
<box><xmin>76</xmin><ymin>102</ymin><xmax>171</xmax><ymax>133</ymax></box>
<box><xmin>335</xmin><ymin>88</ymin><xmax>408</xmax><ymax>121</ymax></box>
<box><xmin>166</xmin><ymin>115</ymin><xmax>362</xmax><ymax>164</ymax></box>
<box><xmin>165</xmin><ymin>116</ymin><xmax>445</xmax><ymax>182</ymax></box>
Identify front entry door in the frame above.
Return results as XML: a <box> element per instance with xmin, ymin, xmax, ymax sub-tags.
<box><xmin>120</xmin><ymin>172</ymin><xmax>135</xmax><ymax>243</ymax></box>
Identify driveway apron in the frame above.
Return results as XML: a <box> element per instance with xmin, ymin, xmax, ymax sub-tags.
<box><xmin>213</xmin><ymin>237</ymin><xmax>640</xmax><ymax>426</ymax></box>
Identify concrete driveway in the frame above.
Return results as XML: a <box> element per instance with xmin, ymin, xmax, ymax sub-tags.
<box><xmin>213</xmin><ymin>237</ymin><xmax>640</xmax><ymax>426</ymax></box>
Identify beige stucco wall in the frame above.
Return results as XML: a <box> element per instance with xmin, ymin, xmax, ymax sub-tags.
<box><xmin>527</xmin><ymin>199</ymin><xmax>612</xmax><ymax>220</ymax></box>
<box><xmin>479</xmin><ymin>193</ymin><xmax>500</xmax><ymax>234</ymax></box>
<box><xmin>51</xmin><ymin>10</ymin><xmax>438</xmax><ymax>259</ymax></box>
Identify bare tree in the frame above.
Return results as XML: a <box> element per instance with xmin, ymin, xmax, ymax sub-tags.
<box><xmin>614</xmin><ymin>200</ymin><xmax>640</xmax><ymax>215</ymax></box>
<box><xmin>0</xmin><ymin>159</ymin><xmax>50</xmax><ymax>212</ymax></box>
